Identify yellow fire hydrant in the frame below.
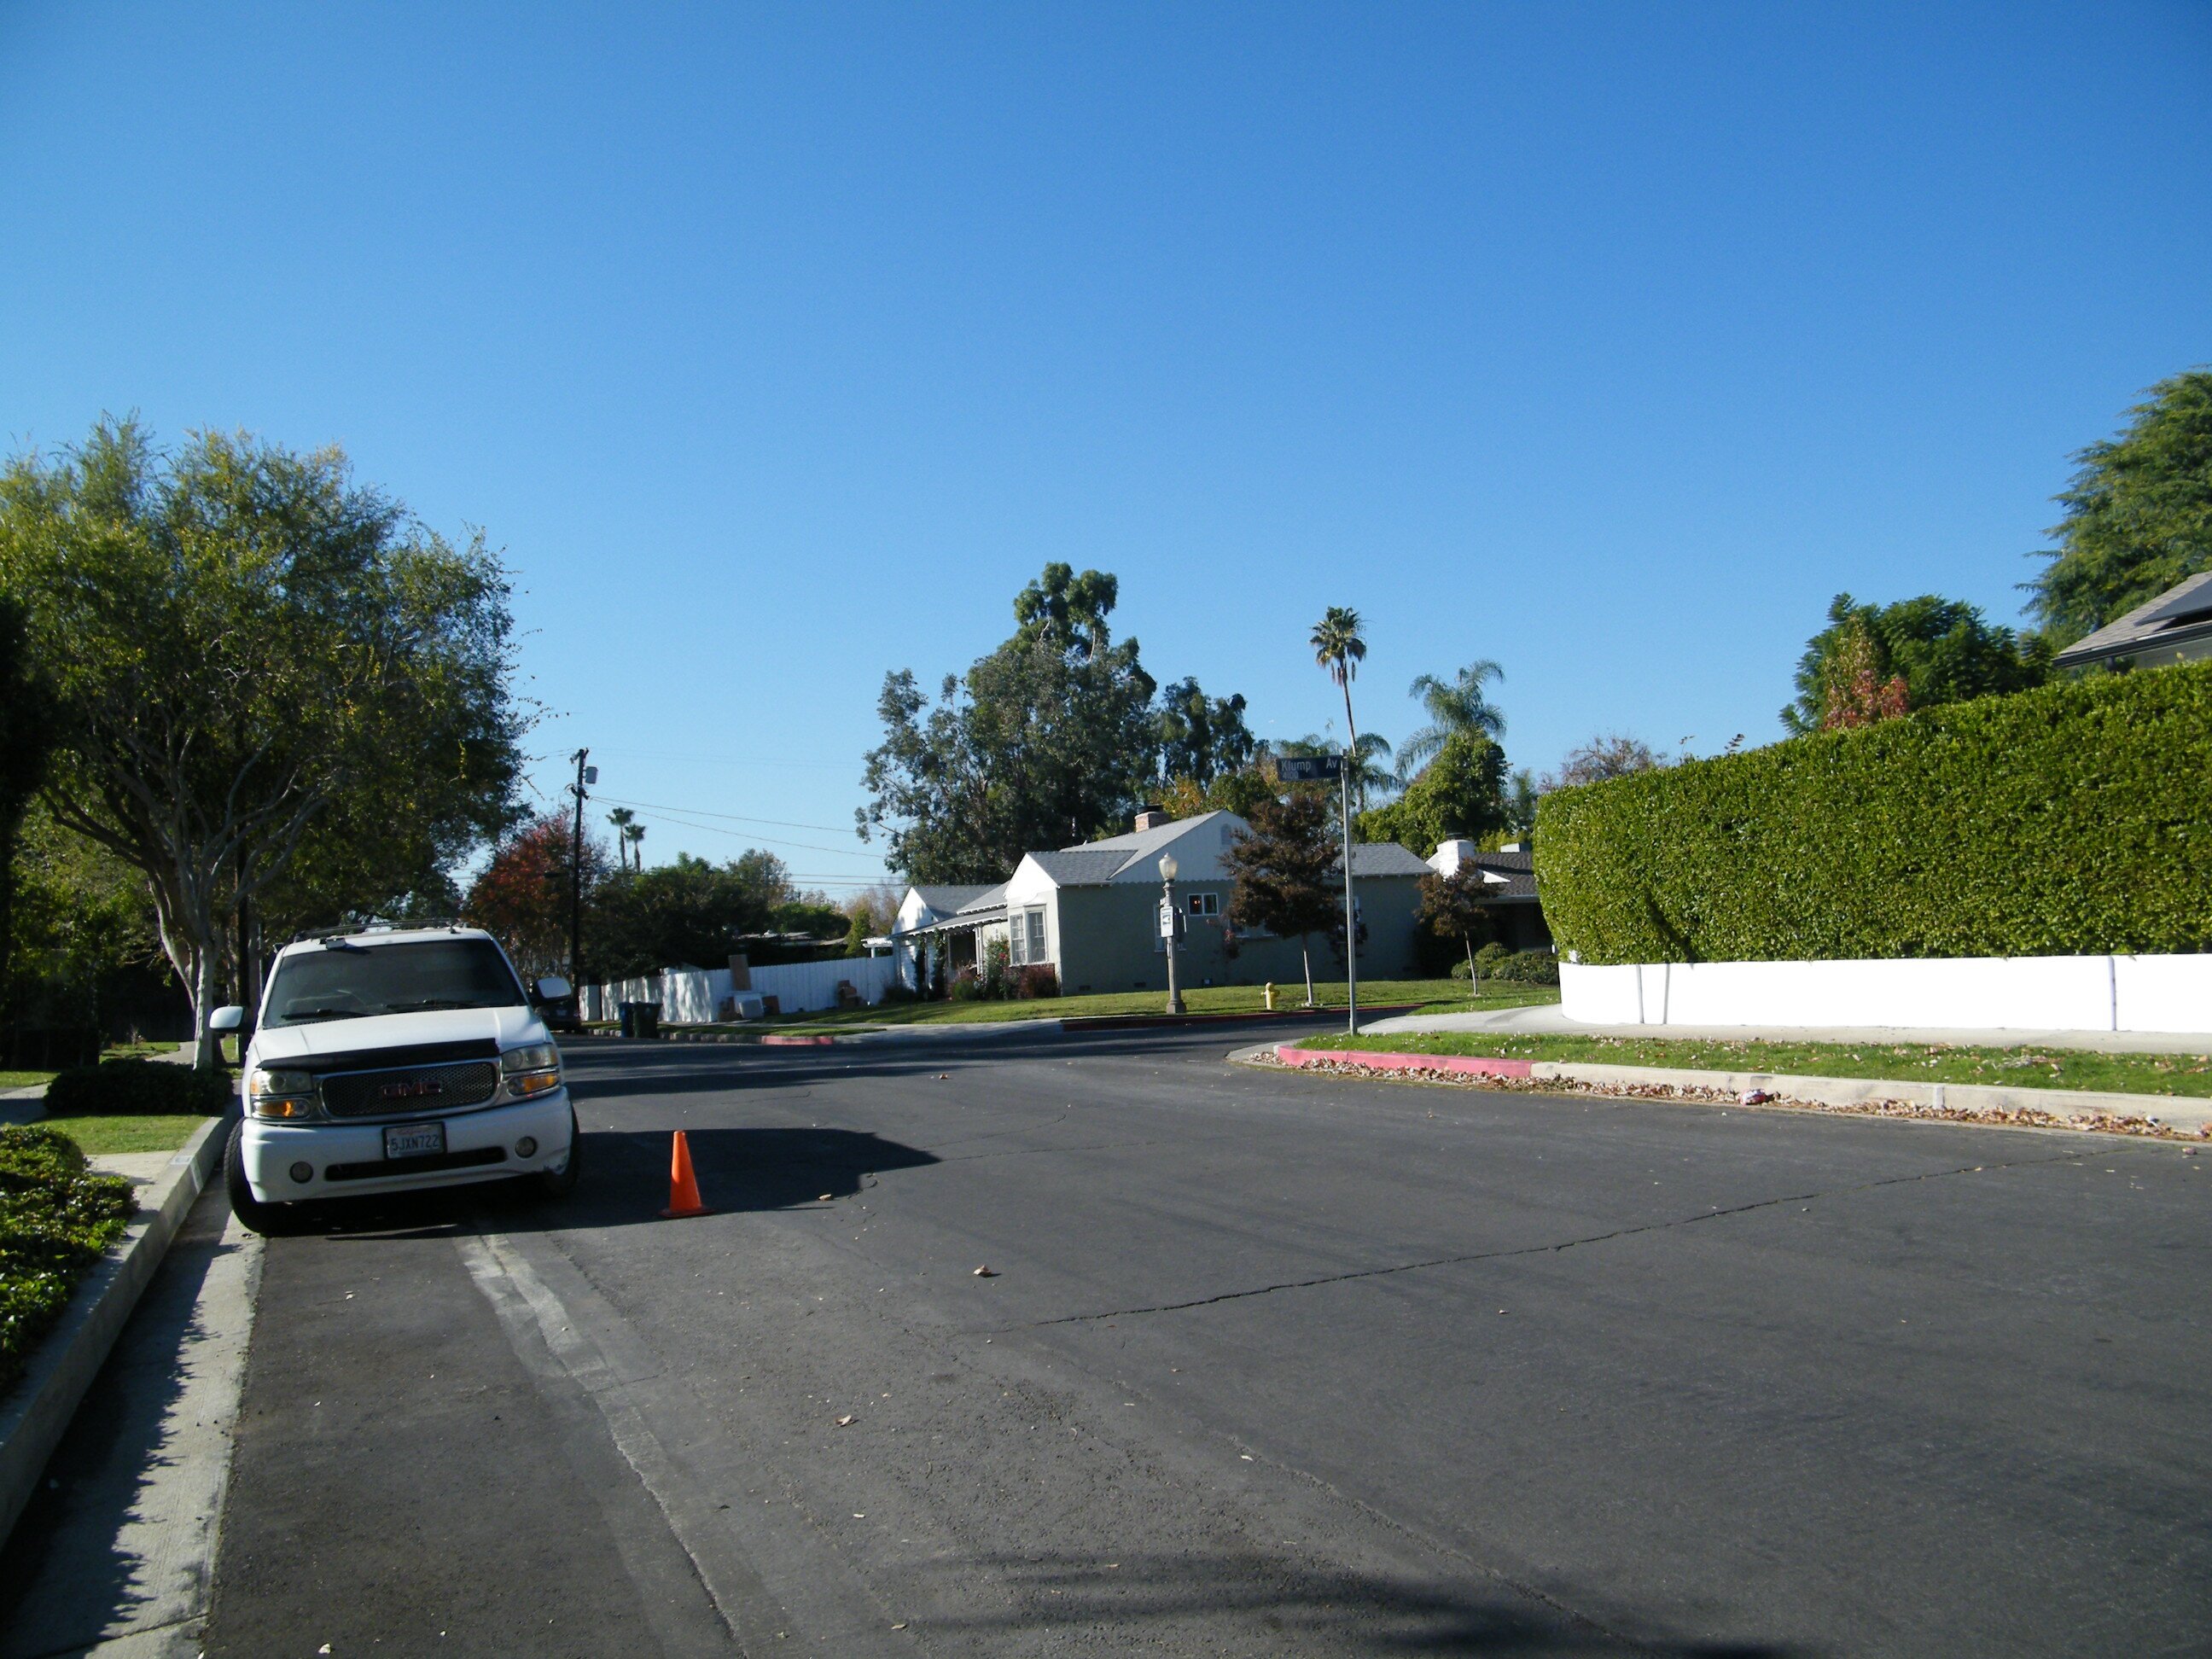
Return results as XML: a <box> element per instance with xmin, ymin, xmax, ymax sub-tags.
<box><xmin>1264</xmin><ymin>982</ymin><xmax>1276</xmax><ymax>1011</ymax></box>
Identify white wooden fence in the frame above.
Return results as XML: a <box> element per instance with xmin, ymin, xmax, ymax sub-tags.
<box><xmin>585</xmin><ymin>955</ymin><xmax>899</xmax><ymax>1021</ymax></box>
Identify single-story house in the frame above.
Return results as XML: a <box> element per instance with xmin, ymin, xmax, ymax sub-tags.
<box><xmin>889</xmin><ymin>883</ymin><xmax>1002</xmax><ymax>991</ymax></box>
<box><xmin>2052</xmin><ymin>571</ymin><xmax>2212</xmax><ymax>674</ymax></box>
<box><xmin>893</xmin><ymin>809</ymin><xmax>1435</xmax><ymax>995</ymax></box>
<box><xmin>1424</xmin><ymin>840</ymin><xmax>1553</xmax><ymax>953</ymax></box>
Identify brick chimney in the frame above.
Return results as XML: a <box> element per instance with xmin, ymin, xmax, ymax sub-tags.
<box><xmin>1133</xmin><ymin>808</ymin><xmax>1171</xmax><ymax>833</ymax></box>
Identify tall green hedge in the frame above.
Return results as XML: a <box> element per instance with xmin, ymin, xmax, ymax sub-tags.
<box><xmin>1534</xmin><ymin>663</ymin><xmax>2212</xmax><ymax>964</ymax></box>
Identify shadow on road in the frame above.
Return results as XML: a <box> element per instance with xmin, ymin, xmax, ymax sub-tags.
<box><xmin>296</xmin><ymin>1124</ymin><xmax>939</xmax><ymax>1239</ymax></box>
<box><xmin>930</xmin><ymin>1549</ymin><xmax>1805</xmax><ymax>1656</ymax></box>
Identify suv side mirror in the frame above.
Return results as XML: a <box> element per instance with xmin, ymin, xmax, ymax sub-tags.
<box><xmin>209</xmin><ymin>1004</ymin><xmax>245</xmax><ymax>1033</ymax></box>
<box><xmin>533</xmin><ymin>975</ymin><xmax>573</xmax><ymax>1003</ymax></box>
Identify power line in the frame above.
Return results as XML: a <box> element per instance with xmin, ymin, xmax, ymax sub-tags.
<box><xmin>615</xmin><ymin>801</ymin><xmax>881</xmax><ymax>863</ymax></box>
<box><xmin>593</xmin><ymin>794</ymin><xmax>864</xmax><ymax>839</ymax></box>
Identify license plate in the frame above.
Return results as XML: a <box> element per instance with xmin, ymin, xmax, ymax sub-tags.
<box><xmin>383</xmin><ymin>1121</ymin><xmax>447</xmax><ymax>1161</ymax></box>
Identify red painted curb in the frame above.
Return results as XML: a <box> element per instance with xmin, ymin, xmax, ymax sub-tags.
<box><xmin>1278</xmin><ymin>1044</ymin><xmax>1534</xmax><ymax>1080</ymax></box>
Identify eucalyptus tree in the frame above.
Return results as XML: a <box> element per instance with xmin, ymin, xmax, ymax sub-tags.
<box><xmin>0</xmin><ymin>421</ymin><xmax>525</xmax><ymax>1065</ymax></box>
<box><xmin>860</xmin><ymin>564</ymin><xmax>1159</xmax><ymax>882</ymax></box>
<box><xmin>2030</xmin><ymin>369</ymin><xmax>2212</xmax><ymax>646</ymax></box>
<box><xmin>1397</xmin><ymin>660</ymin><xmax>1506</xmax><ymax>779</ymax></box>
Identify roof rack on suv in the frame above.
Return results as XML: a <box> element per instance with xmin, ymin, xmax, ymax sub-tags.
<box><xmin>285</xmin><ymin>919</ymin><xmax>472</xmax><ymax>946</ymax></box>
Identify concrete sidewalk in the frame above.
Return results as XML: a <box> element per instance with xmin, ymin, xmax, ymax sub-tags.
<box><xmin>1365</xmin><ymin>1000</ymin><xmax>2212</xmax><ymax>1054</ymax></box>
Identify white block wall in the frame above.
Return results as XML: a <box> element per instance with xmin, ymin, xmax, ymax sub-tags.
<box><xmin>587</xmin><ymin>956</ymin><xmax>899</xmax><ymax>1021</ymax></box>
<box><xmin>1560</xmin><ymin>954</ymin><xmax>2212</xmax><ymax>1035</ymax></box>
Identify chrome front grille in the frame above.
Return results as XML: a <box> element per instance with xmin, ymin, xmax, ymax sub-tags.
<box><xmin>320</xmin><ymin>1060</ymin><xmax>499</xmax><ymax>1119</ymax></box>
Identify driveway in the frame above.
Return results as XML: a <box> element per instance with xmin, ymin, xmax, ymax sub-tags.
<box><xmin>199</xmin><ymin>1025</ymin><xmax>2209</xmax><ymax>1656</ymax></box>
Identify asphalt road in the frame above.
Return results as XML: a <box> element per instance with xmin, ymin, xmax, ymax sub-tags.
<box><xmin>202</xmin><ymin>1025</ymin><xmax>2209</xmax><ymax>1656</ymax></box>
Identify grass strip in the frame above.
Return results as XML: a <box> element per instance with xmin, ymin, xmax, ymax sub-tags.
<box><xmin>34</xmin><ymin>1115</ymin><xmax>211</xmax><ymax>1155</ymax></box>
<box><xmin>1297</xmin><ymin>1030</ymin><xmax>2212</xmax><ymax>1098</ymax></box>
<box><xmin>789</xmin><ymin>980</ymin><xmax>1559</xmax><ymax>1027</ymax></box>
<box><xmin>0</xmin><ymin>1126</ymin><xmax>137</xmax><ymax>1395</ymax></box>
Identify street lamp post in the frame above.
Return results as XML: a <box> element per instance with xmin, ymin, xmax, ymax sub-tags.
<box><xmin>1159</xmin><ymin>853</ymin><xmax>1186</xmax><ymax>1015</ymax></box>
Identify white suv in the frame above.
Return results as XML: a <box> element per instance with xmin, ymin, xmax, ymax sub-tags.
<box><xmin>212</xmin><ymin>927</ymin><xmax>579</xmax><ymax>1235</ymax></box>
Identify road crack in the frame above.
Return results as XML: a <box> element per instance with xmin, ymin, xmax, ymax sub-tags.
<box><xmin>1016</xmin><ymin>1150</ymin><xmax>2093</xmax><ymax>1328</ymax></box>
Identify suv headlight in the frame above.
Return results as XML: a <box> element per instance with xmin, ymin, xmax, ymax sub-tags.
<box><xmin>247</xmin><ymin>1068</ymin><xmax>319</xmax><ymax>1121</ymax></box>
<box><xmin>502</xmin><ymin>1040</ymin><xmax>562</xmax><ymax>1098</ymax></box>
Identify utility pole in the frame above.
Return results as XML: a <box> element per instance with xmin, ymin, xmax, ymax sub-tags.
<box><xmin>568</xmin><ymin>748</ymin><xmax>595</xmax><ymax>988</ymax></box>
<box><xmin>1341</xmin><ymin>748</ymin><xmax>1358</xmax><ymax>1034</ymax></box>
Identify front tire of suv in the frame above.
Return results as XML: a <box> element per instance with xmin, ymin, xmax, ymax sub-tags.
<box><xmin>532</xmin><ymin>1107</ymin><xmax>581</xmax><ymax>1200</ymax></box>
<box><xmin>225</xmin><ymin>1121</ymin><xmax>309</xmax><ymax>1237</ymax></box>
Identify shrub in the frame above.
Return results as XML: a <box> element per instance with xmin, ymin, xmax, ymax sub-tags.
<box><xmin>1491</xmin><ymin>950</ymin><xmax>1560</xmax><ymax>985</ymax></box>
<box><xmin>1448</xmin><ymin>958</ymin><xmax>1472</xmax><ymax>980</ymax></box>
<box><xmin>0</xmin><ymin>1126</ymin><xmax>136</xmax><ymax>1393</ymax></box>
<box><xmin>1474</xmin><ymin>941</ymin><xmax>1512</xmax><ymax>970</ymax></box>
<box><xmin>948</xmin><ymin>968</ymin><xmax>985</xmax><ymax>1002</ymax></box>
<box><xmin>1012</xmin><ymin>964</ymin><xmax>1059</xmax><ymax>999</ymax></box>
<box><xmin>44</xmin><ymin>1058</ymin><xmax>236</xmax><ymax>1119</ymax></box>
<box><xmin>1535</xmin><ymin>662</ymin><xmax>2212</xmax><ymax>963</ymax></box>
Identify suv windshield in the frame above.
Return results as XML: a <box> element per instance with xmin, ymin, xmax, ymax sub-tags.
<box><xmin>262</xmin><ymin>939</ymin><xmax>527</xmax><ymax>1027</ymax></box>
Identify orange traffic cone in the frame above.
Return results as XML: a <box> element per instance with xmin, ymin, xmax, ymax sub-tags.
<box><xmin>661</xmin><ymin>1129</ymin><xmax>712</xmax><ymax>1219</ymax></box>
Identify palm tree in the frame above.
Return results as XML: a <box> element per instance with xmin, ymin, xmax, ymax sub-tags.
<box><xmin>1397</xmin><ymin>660</ymin><xmax>1506</xmax><ymax>780</ymax></box>
<box><xmin>1309</xmin><ymin>606</ymin><xmax>1366</xmax><ymax>755</ymax></box>
<box><xmin>624</xmin><ymin>822</ymin><xmax>646</xmax><ymax>868</ymax></box>
<box><xmin>606</xmin><ymin>806</ymin><xmax>637</xmax><ymax>870</ymax></box>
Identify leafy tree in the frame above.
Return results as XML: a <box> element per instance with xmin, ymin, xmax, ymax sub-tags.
<box><xmin>1155</xmin><ymin>678</ymin><xmax>1255</xmax><ymax>788</ymax></box>
<box><xmin>590</xmin><ymin>852</ymin><xmax>788</xmax><ymax>976</ymax></box>
<box><xmin>4</xmin><ymin>802</ymin><xmax>156</xmax><ymax>1054</ymax></box>
<box><xmin>859</xmin><ymin>567</ymin><xmax>1159</xmax><ymax>882</ymax></box>
<box><xmin>1781</xmin><ymin>593</ymin><xmax>2046</xmax><ymax>736</ymax></box>
<box><xmin>2029</xmin><ymin>369</ymin><xmax>2212</xmax><ymax>647</ymax></box>
<box><xmin>1541</xmin><ymin>734</ymin><xmax>1664</xmax><ymax>792</ymax></box>
<box><xmin>841</xmin><ymin>908</ymin><xmax>870</xmax><ymax>958</ymax></box>
<box><xmin>463</xmin><ymin>812</ymin><xmax>608</xmax><ymax>979</ymax></box>
<box><xmin>1397</xmin><ymin>660</ymin><xmax>1506</xmax><ymax>779</ymax></box>
<box><xmin>772</xmin><ymin>899</ymin><xmax>852</xmax><ymax>940</ymax></box>
<box><xmin>1417</xmin><ymin>866</ymin><xmax>1499</xmax><ymax>986</ymax></box>
<box><xmin>1504</xmin><ymin>768</ymin><xmax>1540</xmax><ymax>841</ymax></box>
<box><xmin>1225</xmin><ymin>791</ymin><xmax>1340</xmax><ymax>1006</ymax></box>
<box><xmin>0</xmin><ymin>421</ymin><xmax>524</xmax><ymax>1065</ymax></box>
<box><xmin>1359</xmin><ymin>731</ymin><xmax>1508</xmax><ymax>854</ymax></box>
<box><xmin>0</xmin><ymin>597</ymin><xmax>53</xmax><ymax>1014</ymax></box>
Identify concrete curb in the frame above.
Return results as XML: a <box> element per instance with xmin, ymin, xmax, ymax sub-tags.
<box><xmin>0</xmin><ymin>1113</ymin><xmax>233</xmax><ymax>1546</ymax></box>
<box><xmin>1270</xmin><ymin>1045</ymin><xmax>2212</xmax><ymax>1138</ymax></box>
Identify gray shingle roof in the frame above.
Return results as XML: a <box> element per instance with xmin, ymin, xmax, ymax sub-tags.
<box><xmin>1345</xmin><ymin>842</ymin><xmax>1434</xmax><ymax>878</ymax></box>
<box><xmin>913</xmin><ymin>884</ymin><xmax>995</xmax><ymax>915</ymax></box>
<box><xmin>1026</xmin><ymin>850</ymin><xmax>1131</xmax><ymax>887</ymax></box>
<box><xmin>2052</xmin><ymin>570</ymin><xmax>2212</xmax><ymax>667</ymax></box>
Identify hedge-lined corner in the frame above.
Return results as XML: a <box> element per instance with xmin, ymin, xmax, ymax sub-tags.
<box><xmin>1534</xmin><ymin>662</ymin><xmax>2212</xmax><ymax>965</ymax></box>
<box><xmin>0</xmin><ymin>1126</ymin><xmax>137</xmax><ymax>1395</ymax></box>
<box><xmin>42</xmin><ymin>1057</ymin><xmax>235</xmax><ymax>1120</ymax></box>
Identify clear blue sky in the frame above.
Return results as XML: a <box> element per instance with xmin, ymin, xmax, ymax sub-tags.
<box><xmin>4</xmin><ymin>3</ymin><xmax>2207</xmax><ymax>894</ymax></box>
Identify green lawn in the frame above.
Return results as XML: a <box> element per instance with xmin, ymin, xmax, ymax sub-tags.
<box><xmin>765</xmin><ymin>979</ymin><xmax>1557</xmax><ymax>1029</ymax></box>
<box><xmin>1296</xmin><ymin>1030</ymin><xmax>2212</xmax><ymax>1098</ymax></box>
<box><xmin>38</xmin><ymin>1114</ymin><xmax>214</xmax><ymax>1154</ymax></box>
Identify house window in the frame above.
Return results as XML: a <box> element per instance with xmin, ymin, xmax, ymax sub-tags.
<box><xmin>1011</xmin><ymin>906</ymin><xmax>1046</xmax><ymax>965</ymax></box>
<box><xmin>1186</xmin><ymin>892</ymin><xmax>1220</xmax><ymax>918</ymax></box>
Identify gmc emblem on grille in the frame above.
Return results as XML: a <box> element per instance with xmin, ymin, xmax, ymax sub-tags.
<box><xmin>378</xmin><ymin>1079</ymin><xmax>445</xmax><ymax>1101</ymax></box>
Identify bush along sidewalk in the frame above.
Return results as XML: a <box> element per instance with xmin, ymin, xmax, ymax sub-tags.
<box><xmin>42</xmin><ymin>1058</ymin><xmax>235</xmax><ymax>1118</ymax></box>
<box><xmin>0</xmin><ymin>1126</ymin><xmax>137</xmax><ymax>1396</ymax></box>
